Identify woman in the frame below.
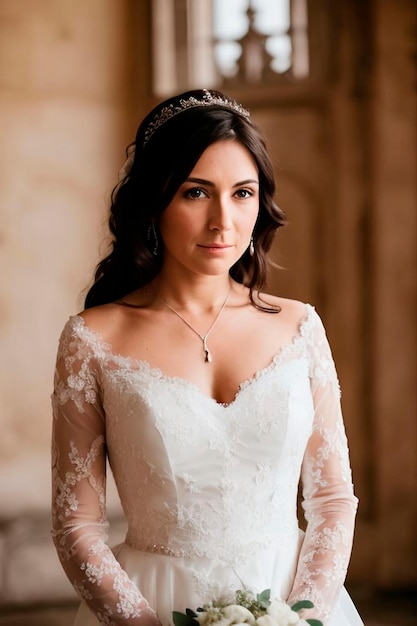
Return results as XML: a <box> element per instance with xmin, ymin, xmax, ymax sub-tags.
<box><xmin>51</xmin><ymin>89</ymin><xmax>364</xmax><ymax>625</ymax></box>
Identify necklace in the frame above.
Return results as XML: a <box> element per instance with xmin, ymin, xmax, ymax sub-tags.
<box><xmin>159</xmin><ymin>286</ymin><xmax>232</xmax><ymax>363</ymax></box>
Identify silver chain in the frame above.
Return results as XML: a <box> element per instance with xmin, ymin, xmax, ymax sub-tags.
<box><xmin>159</xmin><ymin>286</ymin><xmax>232</xmax><ymax>363</ymax></box>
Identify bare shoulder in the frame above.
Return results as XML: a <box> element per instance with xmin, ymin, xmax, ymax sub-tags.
<box><xmin>77</xmin><ymin>285</ymin><xmax>156</xmax><ymax>342</ymax></box>
<box><xmin>238</xmin><ymin>292</ymin><xmax>312</xmax><ymax>353</ymax></box>
<box><xmin>259</xmin><ymin>293</ymin><xmax>308</xmax><ymax>319</ymax></box>
<box><xmin>77</xmin><ymin>302</ymin><xmax>131</xmax><ymax>341</ymax></box>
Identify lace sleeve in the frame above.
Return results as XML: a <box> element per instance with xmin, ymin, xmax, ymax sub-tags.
<box><xmin>287</xmin><ymin>308</ymin><xmax>359</xmax><ymax>624</ymax></box>
<box><xmin>51</xmin><ymin>317</ymin><xmax>156</xmax><ymax>625</ymax></box>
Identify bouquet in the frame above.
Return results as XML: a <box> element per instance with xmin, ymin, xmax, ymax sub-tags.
<box><xmin>172</xmin><ymin>589</ymin><xmax>323</xmax><ymax>626</ymax></box>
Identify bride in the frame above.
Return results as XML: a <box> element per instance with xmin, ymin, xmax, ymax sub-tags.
<box><xmin>51</xmin><ymin>89</ymin><xmax>364</xmax><ymax>625</ymax></box>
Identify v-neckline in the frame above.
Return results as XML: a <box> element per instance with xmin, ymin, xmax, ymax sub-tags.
<box><xmin>71</xmin><ymin>304</ymin><xmax>313</xmax><ymax>408</ymax></box>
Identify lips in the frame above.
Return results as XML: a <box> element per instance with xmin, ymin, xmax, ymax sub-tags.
<box><xmin>198</xmin><ymin>243</ymin><xmax>232</xmax><ymax>249</ymax></box>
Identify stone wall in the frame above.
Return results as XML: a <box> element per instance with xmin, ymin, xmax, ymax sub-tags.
<box><xmin>0</xmin><ymin>0</ymin><xmax>138</xmax><ymax>604</ymax></box>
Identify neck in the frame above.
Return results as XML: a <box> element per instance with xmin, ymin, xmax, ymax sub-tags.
<box><xmin>156</xmin><ymin>275</ymin><xmax>233</xmax><ymax>364</ymax></box>
<box><xmin>155</xmin><ymin>273</ymin><xmax>233</xmax><ymax>313</ymax></box>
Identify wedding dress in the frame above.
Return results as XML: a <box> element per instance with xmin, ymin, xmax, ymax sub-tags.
<box><xmin>51</xmin><ymin>304</ymin><xmax>364</xmax><ymax>626</ymax></box>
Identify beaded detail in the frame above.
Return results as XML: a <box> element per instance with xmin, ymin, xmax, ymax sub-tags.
<box><xmin>146</xmin><ymin>543</ymin><xmax>182</xmax><ymax>557</ymax></box>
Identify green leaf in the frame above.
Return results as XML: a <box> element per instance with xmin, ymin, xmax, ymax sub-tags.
<box><xmin>256</xmin><ymin>589</ymin><xmax>271</xmax><ymax>608</ymax></box>
<box><xmin>306</xmin><ymin>619</ymin><xmax>323</xmax><ymax>626</ymax></box>
<box><xmin>186</xmin><ymin>609</ymin><xmax>198</xmax><ymax>618</ymax></box>
<box><xmin>291</xmin><ymin>600</ymin><xmax>315</xmax><ymax>612</ymax></box>
<box><xmin>172</xmin><ymin>611</ymin><xmax>198</xmax><ymax>626</ymax></box>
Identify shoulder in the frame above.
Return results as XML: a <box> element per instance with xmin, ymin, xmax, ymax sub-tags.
<box><xmin>54</xmin><ymin>303</ymin><xmax>121</xmax><ymax>354</ymax></box>
<box><xmin>78</xmin><ymin>302</ymin><xmax>123</xmax><ymax>333</ymax></box>
<box><xmin>77</xmin><ymin>288</ymin><xmax>157</xmax><ymax>349</ymax></box>
<box><xmin>74</xmin><ymin>302</ymin><xmax>141</xmax><ymax>350</ymax></box>
<box><xmin>257</xmin><ymin>294</ymin><xmax>312</xmax><ymax>324</ymax></box>
<box><xmin>255</xmin><ymin>294</ymin><xmax>330</xmax><ymax>344</ymax></box>
<box><xmin>78</xmin><ymin>286</ymin><xmax>155</xmax><ymax>338</ymax></box>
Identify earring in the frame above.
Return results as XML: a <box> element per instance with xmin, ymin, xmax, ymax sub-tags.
<box><xmin>151</xmin><ymin>222</ymin><xmax>159</xmax><ymax>256</ymax></box>
<box><xmin>147</xmin><ymin>222</ymin><xmax>159</xmax><ymax>256</ymax></box>
<box><xmin>249</xmin><ymin>236</ymin><xmax>255</xmax><ymax>257</ymax></box>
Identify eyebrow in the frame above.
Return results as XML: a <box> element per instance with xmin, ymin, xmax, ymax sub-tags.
<box><xmin>185</xmin><ymin>177</ymin><xmax>259</xmax><ymax>188</ymax></box>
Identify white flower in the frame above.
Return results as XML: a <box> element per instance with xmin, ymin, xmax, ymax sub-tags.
<box><xmin>255</xmin><ymin>615</ymin><xmax>276</xmax><ymax>626</ymax></box>
<box><xmin>196</xmin><ymin>608</ymin><xmax>222</xmax><ymax>626</ymax></box>
<box><xmin>223</xmin><ymin>605</ymin><xmax>256</xmax><ymax>624</ymax></box>
<box><xmin>174</xmin><ymin>590</ymin><xmax>320</xmax><ymax>626</ymax></box>
<box><xmin>199</xmin><ymin>618</ymin><xmax>232</xmax><ymax>626</ymax></box>
<box><xmin>265</xmin><ymin>599</ymin><xmax>300</xmax><ymax>625</ymax></box>
<box><xmin>196</xmin><ymin>604</ymin><xmax>255</xmax><ymax>626</ymax></box>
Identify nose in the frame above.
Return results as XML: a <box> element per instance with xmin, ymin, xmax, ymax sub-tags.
<box><xmin>208</xmin><ymin>196</ymin><xmax>232</xmax><ymax>232</ymax></box>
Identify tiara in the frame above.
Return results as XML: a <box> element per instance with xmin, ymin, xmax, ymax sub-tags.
<box><xmin>143</xmin><ymin>89</ymin><xmax>251</xmax><ymax>146</ymax></box>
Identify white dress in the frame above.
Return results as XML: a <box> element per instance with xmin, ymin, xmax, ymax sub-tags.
<box><xmin>51</xmin><ymin>304</ymin><xmax>364</xmax><ymax>626</ymax></box>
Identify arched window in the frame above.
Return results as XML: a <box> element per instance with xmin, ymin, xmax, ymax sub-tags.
<box><xmin>152</xmin><ymin>0</ymin><xmax>309</xmax><ymax>96</ymax></box>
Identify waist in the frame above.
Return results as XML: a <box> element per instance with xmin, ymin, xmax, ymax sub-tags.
<box><xmin>125</xmin><ymin>526</ymin><xmax>299</xmax><ymax>561</ymax></box>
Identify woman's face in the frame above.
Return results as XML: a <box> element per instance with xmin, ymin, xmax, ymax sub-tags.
<box><xmin>158</xmin><ymin>139</ymin><xmax>259</xmax><ymax>278</ymax></box>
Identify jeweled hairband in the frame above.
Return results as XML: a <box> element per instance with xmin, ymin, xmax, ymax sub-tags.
<box><xmin>142</xmin><ymin>89</ymin><xmax>251</xmax><ymax>146</ymax></box>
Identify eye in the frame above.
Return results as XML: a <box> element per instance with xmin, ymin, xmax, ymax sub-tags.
<box><xmin>234</xmin><ymin>188</ymin><xmax>254</xmax><ymax>199</ymax></box>
<box><xmin>184</xmin><ymin>187</ymin><xmax>208</xmax><ymax>200</ymax></box>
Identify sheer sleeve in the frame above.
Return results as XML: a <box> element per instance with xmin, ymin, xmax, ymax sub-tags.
<box><xmin>287</xmin><ymin>309</ymin><xmax>359</xmax><ymax>624</ymax></box>
<box><xmin>51</xmin><ymin>317</ymin><xmax>157</xmax><ymax>625</ymax></box>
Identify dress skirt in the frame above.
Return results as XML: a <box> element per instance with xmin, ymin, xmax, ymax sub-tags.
<box><xmin>73</xmin><ymin>535</ymin><xmax>364</xmax><ymax>626</ymax></box>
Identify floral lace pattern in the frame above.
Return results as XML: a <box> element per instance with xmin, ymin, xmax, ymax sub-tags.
<box><xmin>52</xmin><ymin>322</ymin><xmax>155</xmax><ymax>625</ymax></box>
<box><xmin>51</xmin><ymin>305</ymin><xmax>358</xmax><ymax>624</ymax></box>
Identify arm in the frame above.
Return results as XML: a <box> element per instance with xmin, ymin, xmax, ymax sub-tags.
<box><xmin>287</xmin><ymin>310</ymin><xmax>359</xmax><ymax>623</ymax></box>
<box><xmin>51</xmin><ymin>318</ymin><xmax>158</xmax><ymax>625</ymax></box>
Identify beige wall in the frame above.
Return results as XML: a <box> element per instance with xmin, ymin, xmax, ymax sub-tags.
<box><xmin>0</xmin><ymin>0</ymin><xmax>147</xmax><ymax>602</ymax></box>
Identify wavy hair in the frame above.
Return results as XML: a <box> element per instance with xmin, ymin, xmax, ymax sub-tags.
<box><xmin>84</xmin><ymin>90</ymin><xmax>286</xmax><ymax>310</ymax></box>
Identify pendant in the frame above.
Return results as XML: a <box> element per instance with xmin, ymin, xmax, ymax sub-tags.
<box><xmin>203</xmin><ymin>337</ymin><xmax>212</xmax><ymax>363</ymax></box>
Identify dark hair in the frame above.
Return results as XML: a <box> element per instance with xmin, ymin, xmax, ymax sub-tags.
<box><xmin>84</xmin><ymin>89</ymin><xmax>286</xmax><ymax>309</ymax></box>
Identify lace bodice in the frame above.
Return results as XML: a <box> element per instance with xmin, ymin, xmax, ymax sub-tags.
<box><xmin>51</xmin><ymin>304</ymin><xmax>358</xmax><ymax>625</ymax></box>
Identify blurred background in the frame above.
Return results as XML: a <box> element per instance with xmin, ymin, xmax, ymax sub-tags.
<box><xmin>0</xmin><ymin>1</ymin><xmax>415</xmax><ymax>624</ymax></box>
